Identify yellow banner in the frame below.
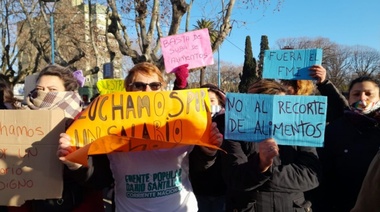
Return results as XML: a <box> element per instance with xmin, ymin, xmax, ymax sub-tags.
<box><xmin>96</xmin><ymin>78</ymin><xmax>125</xmax><ymax>94</ymax></box>
<box><xmin>65</xmin><ymin>89</ymin><xmax>221</xmax><ymax>165</ymax></box>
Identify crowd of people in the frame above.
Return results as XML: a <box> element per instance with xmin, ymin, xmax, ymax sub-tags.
<box><xmin>0</xmin><ymin>61</ymin><xmax>379</xmax><ymax>212</ymax></box>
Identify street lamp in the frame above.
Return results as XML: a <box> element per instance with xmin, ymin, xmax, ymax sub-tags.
<box><xmin>40</xmin><ymin>0</ymin><xmax>59</xmax><ymax>64</ymax></box>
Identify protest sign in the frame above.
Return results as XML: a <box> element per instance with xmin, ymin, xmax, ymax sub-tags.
<box><xmin>160</xmin><ymin>28</ymin><xmax>214</xmax><ymax>73</ymax></box>
<box><xmin>0</xmin><ymin>110</ymin><xmax>66</xmax><ymax>206</ymax></box>
<box><xmin>97</xmin><ymin>78</ymin><xmax>125</xmax><ymax>95</ymax></box>
<box><xmin>65</xmin><ymin>89</ymin><xmax>222</xmax><ymax>165</ymax></box>
<box><xmin>225</xmin><ymin>93</ymin><xmax>327</xmax><ymax>147</ymax></box>
<box><xmin>263</xmin><ymin>48</ymin><xmax>323</xmax><ymax>80</ymax></box>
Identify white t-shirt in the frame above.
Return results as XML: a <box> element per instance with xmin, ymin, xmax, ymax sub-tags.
<box><xmin>108</xmin><ymin>145</ymin><xmax>198</xmax><ymax>212</ymax></box>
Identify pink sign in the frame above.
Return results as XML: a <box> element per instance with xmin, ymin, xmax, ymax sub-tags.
<box><xmin>160</xmin><ymin>28</ymin><xmax>214</xmax><ymax>73</ymax></box>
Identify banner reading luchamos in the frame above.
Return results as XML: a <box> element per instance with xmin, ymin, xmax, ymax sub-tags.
<box><xmin>66</xmin><ymin>89</ymin><xmax>219</xmax><ymax>165</ymax></box>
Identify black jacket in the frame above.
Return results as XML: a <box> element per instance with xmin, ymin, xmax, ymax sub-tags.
<box><xmin>213</xmin><ymin>114</ymin><xmax>321</xmax><ymax>212</ymax></box>
<box><xmin>315</xmin><ymin>110</ymin><xmax>380</xmax><ymax>212</ymax></box>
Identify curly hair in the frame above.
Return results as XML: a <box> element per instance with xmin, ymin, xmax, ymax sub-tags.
<box><xmin>37</xmin><ymin>64</ymin><xmax>79</xmax><ymax>91</ymax></box>
<box><xmin>281</xmin><ymin>80</ymin><xmax>314</xmax><ymax>95</ymax></box>
<box><xmin>124</xmin><ymin>62</ymin><xmax>167</xmax><ymax>91</ymax></box>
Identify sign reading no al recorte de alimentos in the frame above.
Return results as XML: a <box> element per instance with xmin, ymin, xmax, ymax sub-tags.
<box><xmin>225</xmin><ymin>93</ymin><xmax>327</xmax><ymax>147</ymax></box>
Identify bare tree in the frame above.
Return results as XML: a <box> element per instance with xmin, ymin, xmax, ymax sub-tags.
<box><xmin>276</xmin><ymin>37</ymin><xmax>380</xmax><ymax>90</ymax></box>
<box><xmin>0</xmin><ymin>0</ymin><xmax>32</xmax><ymax>86</ymax></box>
<box><xmin>348</xmin><ymin>45</ymin><xmax>380</xmax><ymax>77</ymax></box>
<box><xmin>188</xmin><ymin>61</ymin><xmax>241</xmax><ymax>92</ymax></box>
<box><xmin>105</xmin><ymin>0</ymin><xmax>283</xmax><ymax>75</ymax></box>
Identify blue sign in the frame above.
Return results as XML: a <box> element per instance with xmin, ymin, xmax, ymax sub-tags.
<box><xmin>263</xmin><ymin>48</ymin><xmax>323</xmax><ymax>80</ymax></box>
<box><xmin>225</xmin><ymin>93</ymin><xmax>327</xmax><ymax>147</ymax></box>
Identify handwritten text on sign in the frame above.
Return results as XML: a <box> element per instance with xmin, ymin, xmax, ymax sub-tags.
<box><xmin>0</xmin><ymin>110</ymin><xmax>65</xmax><ymax>206</ymax></box>
<box><xmin>97</xmin><ymin>79</ymin><xmax>125</xmax><ymax>95</ymax></box>
<box><xmin>66</xmin><ymin>89</ymin><xmax>215</xmax><ymax>153</ymax></box>
<box><xmin>225</xmin><ymin>93</ymin><xmax>327</xmax><ymax>147</ymax></box>
<box><xmin>263</xmin><ymin>48</ymin><xmax>323</xmax><ymax>80</ymax></box>
<box><xmin>160</xmin><ymin>28</ymin><xmax>214</xmax><ymax>73</ymax></box>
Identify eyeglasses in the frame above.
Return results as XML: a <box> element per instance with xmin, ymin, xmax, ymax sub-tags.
<box><xmin>130</xmin><ymin>82</ymin><xmax>162</xmax><ymax>91</ymax></box>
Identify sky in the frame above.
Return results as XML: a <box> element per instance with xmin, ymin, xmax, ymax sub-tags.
<box><xmin>216</xmin><ymin>0</ymin><xmax>380</xmax><ymax>65</ymax></box>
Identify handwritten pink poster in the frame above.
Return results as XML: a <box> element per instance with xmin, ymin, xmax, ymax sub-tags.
<box><xmin>160</xmin><ymin>28</ymin><xmax>214</xmax><ymax>73</ymax></box>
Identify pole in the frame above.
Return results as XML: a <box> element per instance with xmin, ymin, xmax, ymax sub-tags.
<box><xmin>50</xmin><ymin>14</ymin><xmax>55</xmax><ymax>64</ymax></box>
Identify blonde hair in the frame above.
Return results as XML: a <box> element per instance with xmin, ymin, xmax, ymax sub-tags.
<box><xmin>281</xmin><ymin>80</ymin><xmax>314</xmax><ymax>95</ymax></box>
<box><xmin>124</xmin><ymin>62</ymin><xmax>167</xmax><ymax>91</ymax></box>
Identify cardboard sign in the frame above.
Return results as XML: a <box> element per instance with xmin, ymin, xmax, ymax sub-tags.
<box><xmin>263</xmin><ymin>48</ymin><xmax>323</xmax><ymax>80</ymax></box>
<box><xmin>97</xmin><ymin>79</ymin><xmax>125</xmax><ymax>95</ymax></box>
<box><xmin>225</xmin><ymin>93</ymin><xmax>327</xmax><ymax>147</ymax></box>
<box><xmin>65</xmin><ymin>89</ymin><xmax>222</xmax><ymax>165</ymax></box>
<box><xmin>160</xmin><ymin>28</ymin><xmax>214</xmax><ymax>73</ymax></box>
<box><xmin>0</xmin><ymin>110</ymin><xmax>66</xmax><ymax>206</ymax></box>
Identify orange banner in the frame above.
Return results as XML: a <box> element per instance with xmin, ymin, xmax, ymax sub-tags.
<box><xmin>66</xmin><ymin>89</ymin><xmax>221</xmax><ymax>165</ymax></box>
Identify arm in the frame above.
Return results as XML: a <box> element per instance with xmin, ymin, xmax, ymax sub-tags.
<box><xmin>58</xmin><ymin>133</ymin><xmax>114</xmax><ymax>189</ymax></box>
<box><xmin>189</xmin><ymin>122</ymin><xmax>223</xmax><ymax>172</ymax></box>
<box><xmin>268</xmin><ymin>146</ymin><xmax>321</xmax><ymax>192</ymax></box>
<box><xmin>309</xmin><ymin>65</ymin><xmax>349</xmax><ymax>123</ymax></box>
<box><xmin>220</xmin><ymin>139</ymin><xmax>274</xmax><ymax>191</ymax></box>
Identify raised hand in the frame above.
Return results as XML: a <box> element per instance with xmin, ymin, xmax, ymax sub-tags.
<box><xmin>309</xmin><ymin>65</ymin><xmax>327</xmax><ymax>84</ymax></box>
<box><xmin>200</xmin><ymin>122</ymin><xmax>223</xmax><ymax>156</ymax></box>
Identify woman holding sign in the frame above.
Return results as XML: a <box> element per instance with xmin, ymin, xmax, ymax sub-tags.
<box><xmin>315</xmin><ymin>76</ymin><xmax>380</xmax><ymax>212</ymax></box>
<box><xmin>213</xmin><ymin>79</ymin><xmax>321</xmax><ymax>212</ymax></box>
<box><xmin>57</xmin><ymin>62</ymin><xmax>224</xmax><ymax>212</ymax></box>
<box><xmin>8</xmin><ymin>65</ymin><xmax>104</xmax><ymax>212</ymax></box>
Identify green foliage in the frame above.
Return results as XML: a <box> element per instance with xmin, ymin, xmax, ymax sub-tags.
<box><xmin>257</xmin><ymin>35</ymin><xmax>269</xmax><ymax>79</ymax></box>
<box><xmin>238</xmin><ymin>36</ymin><xmax>257</xmax><ymax>93</ymax></box>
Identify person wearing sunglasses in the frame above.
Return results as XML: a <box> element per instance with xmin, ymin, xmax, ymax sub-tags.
<box><xmin>57</xmin><ymin>62</ymin><xmax>223</xmax><ymax>212</ymax></box>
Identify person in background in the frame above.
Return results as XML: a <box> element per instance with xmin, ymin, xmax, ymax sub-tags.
<box><xmin>190</xmin><ymin>83</ymin><xmax>227</xmax><ymax>212</ymax></box>
<box><xmin>57</xmin><ymin>62</ymin><xmax>224</xmax><ymax>212</ymax></box>
<box><xmin>282</xmin><ymin>65</ymin><xmax>348</xmax><ymax>123</ymax></box>
<box><xmin>315</xmin><ymin>75</ymin><xmax>380</xmax><ymax>212</ymax></box>
<box><xmin>0</xmin><ymin>75</ymin><xmax>20</xmax><ymax>212</ymax></box>
<box><xmin>214</xmin><ymin>79</ymin><xmax>321</xmax><ymax>212</ymax></box>
<box><xmin>351</xmin><ymin>149</ymin><xmax>380</xmax><ymax>212</ymax></box>
<box><xmin>281</xmin><ymin>65</ymin><xmax>349</xmax><ymax>208</ymax></box>
<box><xmin>8</xmin><ymin>64</ymin><xmax>104</xmax><ymax>212</ymax></box>
<box><xmin>0</xmin><ymin>74</ymin><xmax>19</xmax><ymax>109</ymax></box>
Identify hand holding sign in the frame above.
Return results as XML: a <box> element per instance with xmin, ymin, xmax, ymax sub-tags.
<box><xmin>172</xmin><ymin>64</ymin><xmax>189</xmax><ymax>88</ymax></box>
<box><xmin>263</xmin><ymin>48</ymin><xmax>323</xmax><ymax>80</ymax></box>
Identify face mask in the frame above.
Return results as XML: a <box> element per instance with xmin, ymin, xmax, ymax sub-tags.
<box><xmin>351</xmin><ymin>100</ymin><xmax>380</xmax><ymax>114</ymax></box>
<box><xmin>211</xmin><ymin>105</ymin><xmax>221</xmax><ymax>117</ymax></box>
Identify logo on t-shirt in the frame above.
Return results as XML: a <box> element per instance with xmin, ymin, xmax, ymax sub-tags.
<box><xmin>125</xmin><ymin>168</ymin><xmax>182</xmax><ymax>198</ymax></box>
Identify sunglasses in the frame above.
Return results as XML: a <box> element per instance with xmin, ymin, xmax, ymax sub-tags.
<box><xmin>130</xmin><ymin>82</ymin><xmax>162</xmax><ymax>91</ymax></box>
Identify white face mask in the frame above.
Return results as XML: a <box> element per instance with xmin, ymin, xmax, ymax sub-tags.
<box><xmin>211</xmin><ymin>105</ymin><xmax>221</xmax><ymax>117</ymax></box>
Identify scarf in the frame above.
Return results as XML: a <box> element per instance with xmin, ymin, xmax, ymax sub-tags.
<box><xmin>351</xmin><ymin>100</ymin><xmax>380</xmax><ymax>115</ymax></box>
<box><xmin>25</xmin><ymin>89</ymin><xmax>83</xmax><ymax>119</ymax></box>
<box><xmin>345</xmin><ymin>100</ymin><xmax>380</xmax><ymax>132</ymax></box>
